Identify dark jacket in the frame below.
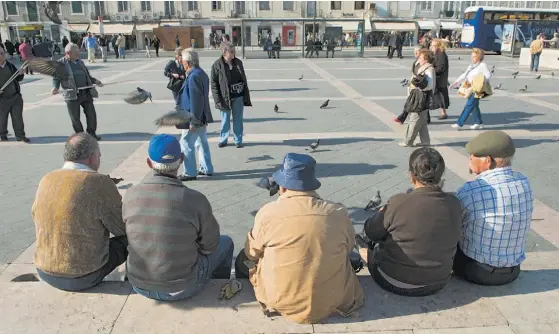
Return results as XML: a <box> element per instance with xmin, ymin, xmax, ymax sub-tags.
<box><xmin>52</xmin><ymin>57</ymin><xmax>99</xmax><ymax>101</ymax></box>
<box><xmin>433</xmin><ymin>51</ymin><xmax>449</xmax><ymax>88</ymax></box>
<box><xmin>211</xmin><ymin>56</ymin><xmax>252</xmax><ymax>110</ymax></box>
<box><xmin>164</xmin><ymin>60</ymin><xmax>185</xmax><ymax>78</ymax></box>
<box><xmin>403</xmin><ymin>88</ymin><xmax>428</xmax><ymax>114</ymax></box>
<box><xmin>177</xmin><ymin>67</ymin><xmax>213</xmax><ymax>129</ymax></box>
<box><xmin>0</xmin><ymin>61</ymin><xmax>24</xmax><ymax>96</ymax></box>
<box><xmin>123</xmin><ymin>173</ymin><xmax>221</xmax><ymax>293</ymax></box>
<box><xmin>364</xmin><ymin>186</ymin><xmax>462</xmax><ymax>286</ymax></box>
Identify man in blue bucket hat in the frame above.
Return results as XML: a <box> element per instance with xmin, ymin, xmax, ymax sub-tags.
<box><xmin>240</xmin><ymin>153</ymin><xmax>364</xmax><ymax>324</ymax></box>
<box><xmin>123</xmin><ymin>134</ymin><xmax>233</xmax><ymax>301</ymax></box>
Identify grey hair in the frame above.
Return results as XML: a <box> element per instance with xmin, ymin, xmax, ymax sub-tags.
<box><xmin>174</xmin><ymin>46</ymin><xmax>184</xmax><ymax>57</ymax></box>
<box><xmin>63</xmin><ymin>133</ymin><xmax>99</xmax><ymax>162</ymax></box>
<box><xmin>494</xmin><ymin>156</ymin><xmax>513</xmax><ymax>168</ymax></box>
<box><xmin>221</xmin><ymin>42</ymin><xmax>236</xmax><ymax>55</ymax></box>
<box><xmin>181</xmin><ymin>48</ymin><xmax>199</xmax><ymax>67</ymax></box>
<box><xmin>149</xmin><ymin>159</ymin><xmax>181</xmax><ymax>175</ymax></box>
<box><xmin>65</xmin><ymin>42</ymin><xmax>79</xmax><ymax>53</ymax></box>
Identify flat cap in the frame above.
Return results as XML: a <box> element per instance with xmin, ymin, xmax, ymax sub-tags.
<box><xmin>466</xmin><ymin>130</ymin><xmax>515</xmax><ymax>158</ymax></box>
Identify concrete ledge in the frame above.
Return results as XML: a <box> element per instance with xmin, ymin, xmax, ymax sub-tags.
<box><xmin>519</xmin><ymin>48</ymin><xmax>559</xmax><ymax>69</ymax></box>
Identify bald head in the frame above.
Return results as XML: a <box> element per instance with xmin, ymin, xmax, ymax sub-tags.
<box><xmin>63</xmin><ymin>133</ymin><xmax>101</xmax><ymax>170</ymax></box>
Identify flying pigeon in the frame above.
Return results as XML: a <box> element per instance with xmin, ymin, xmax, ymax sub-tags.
<box><xmin>254</xmin><ymin>177</ymin><xmax>280</xmax><ymax>196</ymax></box>
<box><xmin>364</xmin><ymin>191</ymin><xmax>382</xmax><ymax>211</ymax></box>
<box><xmin>319</xmin><ymin>99</ymin><xmax>329</xmax><ymax>109</ymax></box>
<box><xmin>512</xmin><ymin>71</ymin><xmax>519</xmax><ymax>76</ymax></box>
<box><xmin>494</xmin><ymin>83</ymin><xmax>503</xmax><ymax>90</ymax></box>
<box><xmin>519</xmin><ymin>85</ymin><xmax>528</xmax><ymax>92</ymax></box>
<box><xmin>154</xmin><ymin>110</ymin><xmax>195</xmax><ymax>126</ymax></box>
<box><xmin>25</xmin><ymin>58</ymin><xmax>69</xmax><ymax>80</ymax></box>
<box><xmin>307</xmin><ymin>139</ymin><xmax>320</xmax><ymax>151</ymax></box>
<box><xmin>42</xmin><ymin>1</ymin><xmax>63</xmax><ymax>25</ymax></box>
<box><xmin>535</xmin><ymin>75</ymin><xmax>541</xmax><ymax>79</ymax></box>
<box><xmin>298</xmin><ymin>74</ymin><xmax>303</xmax><ymax>80</ymax></box>
<box><xmin>124</xmin><ymin>87</ymin><xmax>152</xmax><ymax>105</ymax></box>
<box><xmin>274</xmin><ymin>104</ymin><xmax>279</xmax><ymax>113</ymax></box>
<box><xmin>108</xmin><ymin>175</ymin><xmax>124</xmax><ymax>185</ymax></box>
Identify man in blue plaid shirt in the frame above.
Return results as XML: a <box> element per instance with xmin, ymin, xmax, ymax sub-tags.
<box><xmin>453</xmin><ymin>130</ymin><xmax>534</xmax><ymax>286</ymax></box>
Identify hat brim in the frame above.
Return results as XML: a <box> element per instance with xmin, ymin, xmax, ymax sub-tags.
<box><xmin>272</xmin><ymin>169</ymin><xmax>321</xmax><ymax>192</ymax></box>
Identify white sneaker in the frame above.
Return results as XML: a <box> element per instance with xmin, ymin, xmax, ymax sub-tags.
<box><xmin>451</xmin><ymin>124</ymin><xmax>461</xmax><ymax>129</ymax></box>
<box><xmin>470</xmin><ymin>124</ymin><xmax>484</xmax><ymax>130</ymax></box>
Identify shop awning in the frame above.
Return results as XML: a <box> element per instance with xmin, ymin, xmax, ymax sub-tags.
<box><xmin>440</xmin><ymin>21</ymin><xmax>463</xmax><ymax>30</ymax></box>
<box><xmin>159</xmin><ymin>21</ymin><xmax>181</xmax><ymax>27</ymax></box>
<box><xmin>88</xmin><ymin>23</ymin><xmax>135</xmax><ymax>35</ymax></box>
<box><xmin>135</xmin><ymin>23</ymin><xmax>159</xmax><ymax>31</ymax></box>
<box><xmin>327</xmin><ymin>21</ymin><xmax>363</xmax><ymax>33</ymax></box>
<box><xmin>417</xmin><ymin>20</ymin><xmax>438</xmax><ymax>30</ymax></box>
<box><xmin>370</xmin><ymin>21</ymin><xmax>416</xmax><ymax>31</ymax></box>
<box><xmin>66</xmin><ymin>23</ymin><xmax>90</xmax><ymax>32</ymax></box>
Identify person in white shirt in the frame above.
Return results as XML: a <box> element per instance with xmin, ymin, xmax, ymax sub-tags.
<box><xmin>399</xmin><ymin>48</ymin><xmax>435</xmax><ymax>147</ymax></box>
<box><xmin>450</xmin><ymin>48</ymin><xmax>491</xmax><ymax>130</ymax></box>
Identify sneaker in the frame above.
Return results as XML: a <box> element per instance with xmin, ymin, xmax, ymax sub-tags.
<box><xmin>218</xmin><ymin>142</ymin><xmax>227</xmax><ymax>148</ymax></box>
<box><xmin>179</xmin><ymin>175</ymin><xmax>197</xmax><ymax>181</ymax></box>
<box><xmin>451</xmin><ymin>124</ymin><xmax>461</xmax><ymax>129</ymax></box>
<box><xmin>470</xmin><ymin>124</ymin><xmax>484</xmax><ymax>130</ymax></box>
<box><xmin>236</xmin><ymin>143</ymin><xmax>243</xmax><ymax>148</ymax></box>
<box><xmin>16</xmin><ymin>137</ymin><xmax>30</xmax><ymax>143</ymax></box>
<box><xmin>197</xmin><ymin>171</ymin><xmax>213</xmax><ymax>177</ymax></box>
<box><xmin>0</xmin><ymin>136</ymin><xmax>8</xmax><ymax>141</ymax></box>
<box><xmin>398</xmin><ymin>142</ymin><xmax>411</xmax><ymax>147</ymax></box>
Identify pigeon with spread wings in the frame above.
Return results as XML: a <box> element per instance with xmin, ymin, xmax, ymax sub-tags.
<box><xmin>124</xmin><ymin>87</ymin><xmax>153</xmax><ymax>105</ymax></box>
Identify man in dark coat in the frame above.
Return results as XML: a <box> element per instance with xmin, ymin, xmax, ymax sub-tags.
<box><xmin>0</xmin><ymin>46</ymin><xmax>29</xmax><ymax>142</ymax></box>
<box><xmin>387</xmin><ymin>31</ymin><xmax>397</xmax><ymax>59</ymax></box>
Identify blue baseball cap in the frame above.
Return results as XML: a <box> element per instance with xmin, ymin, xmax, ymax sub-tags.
<box><xmin>272</xmin><ymin>153</ymin><xmax>321</xmax><ymax>191</ymax></box>
<box><xmin>148</xmin><ymin>134</ymin><xmax>181</xmax><ymax>163</ymax></box>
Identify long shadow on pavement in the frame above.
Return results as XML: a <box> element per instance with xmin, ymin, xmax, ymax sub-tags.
<box><xmin>28</xmin><ymin>132</ymin><xmax>154</xmax><ymax>144</ymax></box>
<box><xmin>442</xmin><ymin>138</ymin><xmax>558</xmax><ymax>149</ymax></box>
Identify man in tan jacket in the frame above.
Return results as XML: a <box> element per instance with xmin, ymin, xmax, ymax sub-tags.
<box><xmin>529</xmin><ymin>34</ymin><xmax>544</xmax><ymax>72</ymax></box>
<box><xmin>240</xmin><ymin>153</ymin><xmax>364</xmax><ymax>324</ymax></box>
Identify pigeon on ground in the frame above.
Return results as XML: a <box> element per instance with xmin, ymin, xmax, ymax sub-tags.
<box><xmin>491</xmin><ymin>69</ymin><xmax>495</xmax><ymax>74</ymax></box>
<box><xmin>519</xmin><ymin>85</ymin><xmax>528</xmax><ymax>92</ymax></box>
<box><xmin>298</xmin><ymin>74</ymin><xmax>303</xmax><ymax>80</ymax></box>
<box><xmin>494</xmin><ymin>83</ymin><xmax>503</xmax><ymax>90</ymax></box>
<box><xmin>401</xmin><ymin>79</ymin><xmax>409</xmax><ymax>87</ymax></box>
<box><xmin>458</xmin><ymin>56</ymin><xmax>461</xmax><ymax>60</ymax></box>
<box><xmin>319</xmin><ymin>99</ymin><xmax>329</xmax><ymax>109</ymax></box>
<box><xmin>512</xmin><ymin>71</ymin><xmax>519</xmax><ymax>76</ymax></box>
<box><xmin>535</xmin><ymin>75</ymin><xmax>541</xmax><ymax>79</ymax></box>
<box><xmin>492</xmin><ymin>65</ymin><xmax>496</xmax><ymax>70</ymax></box>
<box><xmin>274</xmin><ymin>104</ymin><xmax>279</xmax><ymax>113</ymax></box>
<box><xmin>255</xmin><ymin>177</ymin><xmax>280</xmax><ymax>196</ymax></box>
<box><xmin>124</xmin><ymin>87</ymin><xmax>152</xmax><ymax>105</ymax></box>
<box><xmin>513</xmin><ymin>75</ymin><xmax>517</xmax><ymax>79</ymax></box>
<box><xmin>364</xmin><ymin>190</ymin><xmax>382</xmax><ymax>211</ymax></box>
<box><xmin>108</xmin><ymin>175</ymin><xmax>124</xmax><ymax>185</ymax></box>
<box><xmin>307</xmin><ymin>139</ymin><xmax>320</xmax><ymax>151</ymax></box>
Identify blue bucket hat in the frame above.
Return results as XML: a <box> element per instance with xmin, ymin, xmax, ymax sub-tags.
<box><xmin>148</xmin><ymin>134</ymin><xmax>181</xmax><ymax>163</ymax></box>
<box><xmin>272</xmin><ymin>153</ymin><xmax>321</xmax><ymax>191</ymax></box>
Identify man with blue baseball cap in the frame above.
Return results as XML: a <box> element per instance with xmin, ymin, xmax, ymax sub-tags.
<box><xmin>123</xmin><ymin>134</ymin><xmax>234</xmax><ymax>301</ymax></box>
<box><xmin>241</xmin><ymin>153</ymin><xmax>364</xmax><ymax>324</ymax></box>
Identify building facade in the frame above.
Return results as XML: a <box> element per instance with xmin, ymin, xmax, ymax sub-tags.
<box><xmin>2</xmin><ymin>1</ymin><xmax>559</xmax><ymax>47</ymax></box>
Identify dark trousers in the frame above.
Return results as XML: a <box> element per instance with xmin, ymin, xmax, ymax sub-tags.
<box><xmin>172</xmin><ymin>90</ymin><xmax>180</xmax><ymax>106</ymax></box>
<box><xmin>387</xmin><ymin>46</ymin><xmax>393</xmax><ymax>58</ymax></box>
<box><xmin>154</xmin><ymin>46</ymin><xmax>159</xmax><ymax>57</ymax></box>
<box><xmin>65</xmin><ymin>93</ymin><xmax>98</xmax><ymax>135</ymax></box>
<box><xmin>113</xmin><ymin>44</ymin><xmax>119</xmax><ymax>58</ymax></box>
<box><xmin>0</xmin><ymin>94</ymin><xmax>26</xmax><ymax>138</ymax></box>
<box><xmin>453</xmin><ymin>247</ymin><xmax>520</xmax><ymax>286</ymax></box>
<box><xmin>326</xmin><ymin>50</ymin><xmax>335</xmax><ymax>58</ymax></box>
<box><xmin>25</xmin><ymin>67</ymin><xmax>33</xmax><ymax>75</ymax></box>
<box><xmin>396</xmin><ymin>46</ymin><xmax>403</xmax><ymax>58</ymax></box>
<box><xmin>37</xmin><ymin>236</ymin><xmax>128</xmax><ymax>292</ymax></box>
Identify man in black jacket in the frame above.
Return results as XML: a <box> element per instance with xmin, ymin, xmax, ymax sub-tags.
<box><xmin>0</xmin><ymin>46</ymin><xmax>29</xmax><ymax>142</ymax></box>
<box><xmin>98</xmin><ymin>34</ymin><xmax>108</xmax><ymax>62</ymax></box>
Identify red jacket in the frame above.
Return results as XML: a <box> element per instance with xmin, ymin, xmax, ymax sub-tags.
<box><xmin>18</xmin><ymin>43</ymin><xmax>33</xmax><ymax>60</ymax></box>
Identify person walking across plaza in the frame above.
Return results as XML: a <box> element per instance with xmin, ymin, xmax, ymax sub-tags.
<box><xmin>211</xmin><ymin>42</ymin><xmax>252</xmax><ymax>148</ymax></box>
<box><xmin>52</xmin><ymin>43</ymin><xmax>104</xmax><ymax>140</ymax></box>
<box><xmin>144</xmin><ymin>36</ymin><xmax>151</xmax><ymax>58</ymax></box>
<box><xmin>98</xmin><ymin>34</ymin><xmax>107</xmax><ymax>62</ymax></box>
<box><xmin>18</xmin><ymin>39</ymin><xmax>33</xmax><ymax>75</ymax></box>
<box><xmin>152</xmin><ymin>35</ymin><xmax>160</xmax><ymax>57</ymax></box>
<box><xmin>431</xmin><ymin>39</ymin><xmax>450</xmax><ymax>120</ymax></box>
<box><xmin>177</xmin><ymin>48</ymin><xmax>214</xmax><ymax>181</ymax></box>
<box><xmin>529</xmin><ymin>34</ymin><xmax>544</xmax><ymax>72</ymax></box>
<box><xmin>164</xmin><ymin>47</ymin><xmax>186</xmax><ymax>107</ymax></box>
<box><xmin>0</xmin><ymin>46</ymin><xmax>29</xmax><ymax>143</ymax></box>
<box><xmin>450</xmin><ymin>48</ymin><xmax>492</xmax><ymax>130</ymax></box>
<box><xmin>116</xmin><ymin>34</ymin><xmax>126</xmax><ymax>59</ymax></box>
<box><xmin>85</xmin><ymin>32</ymin><xmax>97</xmax><ymax>63</ymax></box>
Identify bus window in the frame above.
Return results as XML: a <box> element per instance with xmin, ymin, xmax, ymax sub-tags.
<box><xmin>484</xmin><ymin>12</ymin><xmax>493</xmax><ymax>21</ymax></box>
<box><xmin>465</xmin><ymin>12</ymin><xmax>477</xmax><ymax>20</ymax></box>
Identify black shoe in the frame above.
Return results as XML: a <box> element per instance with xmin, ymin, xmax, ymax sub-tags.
<box><xmin>16</xmin><ymin>137</ymin><xmax>30</xmax><ymax>143</ymax></box>
<box><xmin>197</xmin><ymin>171</ymin><xmax>213</xmax><ymax>176</ymax></box>
<box><xmin>236</xmin><ymin>144</ymin><xmax>243</xmax><ymax>148</ymax></box>
<box><xmin>218</xmin><ymin>142</ymin><xmax>227</xmax><ymax>148</ymax></box>
<box><xmin>179</xmin><ymin>174</ymin><xmax>197</xmax><ymax>181</ymax></box>
<box><xmin>0</xmin><ymin>136</ymin><xmax>8</xmax><ymax>141</ymax></box>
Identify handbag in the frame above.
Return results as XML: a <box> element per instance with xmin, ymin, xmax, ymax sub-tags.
<box><xmin>458</xmin><ymin>81</ymin><xmax>473</xmax><ymax>98</ymax></box>
<box><xmin>167</xmin><ymin>77</ymin><xmax>184</xmax><ymax>93</ymax></box>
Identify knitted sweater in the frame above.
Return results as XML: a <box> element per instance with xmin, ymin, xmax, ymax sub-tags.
<box><xmin>32</xmin><ymin>169</ymin><xmax>125</xmax><ymax>278</ymax></box>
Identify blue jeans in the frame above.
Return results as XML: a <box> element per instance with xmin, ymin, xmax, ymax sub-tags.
<box><xmin>180</xmin><ymin>126</ymin><xmax>214</xmax><ymax>177</ymax></box>
<box><xmin>457</xmin><ymin>94</ymin><xmax>483</xmax><ymax>126</ymax></box>
<box><xmin>133</xmin><ymin>235</ymin><xmax>234</xmax><ymax>301</ymax></box>
<box><xmin>118</xmin><ymin>47</ymin><xmax>125</xmax><ymax>59</ymax></box>
<box><xmin>219</xmin><ymin>97</ymin><xmax>244</xmax><ymax>145</ymax></box>
<box><xmin>530</xmin><ymin>52</ymin><xmax>541</xmax><ymax>71</ymax></box>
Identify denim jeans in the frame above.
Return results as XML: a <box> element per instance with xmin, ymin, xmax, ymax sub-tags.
<box><xmin>133</xmin><ymin>235</ymin><xmax>234</xmax><ymax>301</ymax></box>
<box><xmin>530</xmin><ymin>52</ymin><xmax>541</xmax><ymax>71</ymax></box>
<box><xmin>457</xmin><ymin>94</ymin><xmax>483</xmax><ymax>126</ymax></box>
<box><xmin>219</xmin><ymin>97</ymin><xmax>244</xmax><ymax>145</ymax></box>
<box><xmin>118</xmin><ymin>47</ymin><xmax>125</xmax><ymax>59</ymax></box>
<box><xmin>180</xmin><ymin>126</ymin><xmax>214</xmax><ymax>177</ymax></box>
<box><xmin>36</xmin><ymin>236</ymin><xmax>128</xmax><ymax>292</ymax></box>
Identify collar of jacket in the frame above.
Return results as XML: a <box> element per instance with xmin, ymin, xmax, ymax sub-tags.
<box><xmin>279</xmin><ymin>190</ymin><xmax>321</xmax><ymax>200</ymax></box>
<box><xmin>411</xmin><ymin>185</ymin><xmax>442</xmax><ymax>194</ymax></box>
<box><xmin>143</xmin><ymin>172</ymin><xmax>184</xmax><ymax>186</ymax></box>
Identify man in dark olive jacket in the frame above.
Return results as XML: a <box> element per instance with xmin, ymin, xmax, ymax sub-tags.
<box><xmin>0</xmin><ymin>46</ymin><xmax>29</xmax><ymax>142</ymax></box>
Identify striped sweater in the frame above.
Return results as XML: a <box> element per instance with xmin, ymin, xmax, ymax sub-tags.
<box><xmin>123</xmin><ymin>173</ymin><xmax>220</xmax><ymax>293</ymax></box>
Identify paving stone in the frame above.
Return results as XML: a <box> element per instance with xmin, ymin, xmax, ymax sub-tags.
<box><xmin>509</xmin><ymin>324</ymin><xmax>559</xmax><ymax>334</ymax></box>
<box><xmin>413</xmin><ymin>327</ymin><xmax>515</xmax><ymax>334</ymax></box>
